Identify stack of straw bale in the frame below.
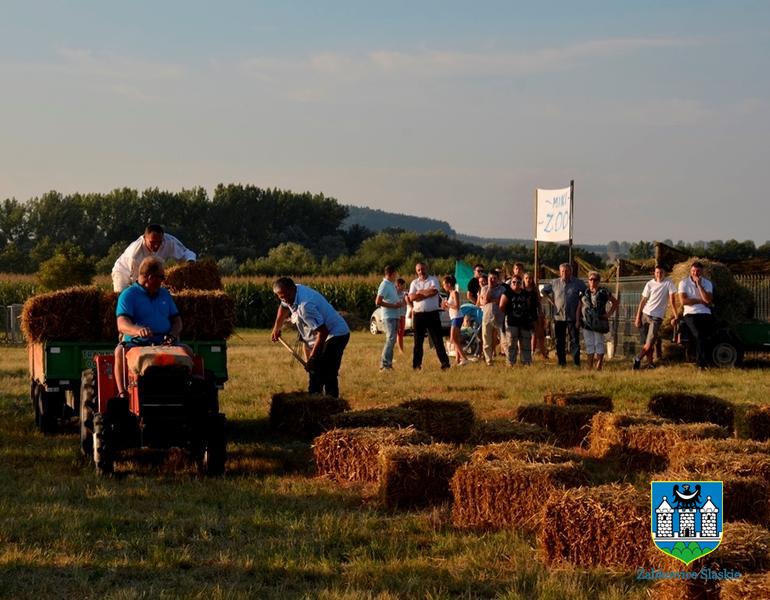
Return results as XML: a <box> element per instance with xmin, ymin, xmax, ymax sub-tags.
<box><xmin>313</xmin><ymin>427</ymin><xmax>429</xmax><ymax>483</ymax></box>
<box><xmin>649</xmin><ymin>522</ymin><xmax>770</xmax><ymax>600</ymax></box>
<box><xmin>668</xmin><ymin>445</ymin><xmax>770</xmax><ymax>480</ymax></box>
<box><xmin>451</xmin><ymin>459</ymin><xmax>586</xmax><ymax>531</ymax></box>
<box><xmin>398</xmin><ymin>399</ymin><xmax>476</xmax><ymax>442</ymax></box>
<box><xmin>378</xmin><ymin>443</ymin><xmax>469</xmax><ymax>509</ymax></box>
<box><xmin>164</xmin><ymin>259</ymin><xmax>223</xmax><ymax>292</ymax></box>
<box><xmin>330</xmin><ymin>407</ymin><xmax>419</xmax><ymax>430</ymax></box>
<box><xmin>514</xmin><ymin>404</ymin><xmax>603</xmax><ymax>448</ymax></box>
<box><xmin>648</xmin><ymin>392</ymin><xmax>735</xmax><ymax>433</ymax></box>
<box><xmin>543</xmin><ymin>391</ymin><xmax>613</xmax><ymax>412</ymax></box>
<box><xmin>745</xmin><ymin>405</ymin><xmax>770</xmax><ymax>441</ymax></box>
<box><xmin>468</xmin><ymin>420</ymin><xmax>553</xmax><ymax>444</ymax></box>
<box><xmin>588</xmin><ymin>412</ymin><xmax>730</xmax><ymax>469</ymax></box>
<box><xmin>721</xmin><ymin>572</ymin><xmax>770</xmax><ymax>599</ymax></box>
<box><xmin>538</xmin><ymin>484</ymin><xmax>650</xmax><ymax>569</ymax></box>
<box><xmin>22</xmin><ymin>285</ymin><xmax>235</xmax><ymax>342</ymax></box>
<box><xmin>270</xmin><ymin>392</ymin><xmax>350</xmax><ymax>439</ymax></box>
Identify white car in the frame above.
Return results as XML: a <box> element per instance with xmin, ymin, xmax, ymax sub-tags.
<box><xmin>369</xmin><ymin>306</ymin><xmax>451</xmax><ymax>335</ymax></box>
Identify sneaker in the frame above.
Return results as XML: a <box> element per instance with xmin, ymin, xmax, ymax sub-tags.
<box><xmin>633</xmin><ymin>357</ymin><xmax>641</xmax><ymax>370</ymax></box>
<box><xmin>441</xmin><ymin>363</ymin><xmax>451</xmax><ymax>370</ymax></box>
<box><xmin>456</xmin><ymin>359</ymin><xmax>470</xmax><ymax>367</ymax></box>
<box><xmin>646</xmin><ymin>363</ymin><xmax>656</xmax><ymax>370</ymax></box>
<box><xmin>379</xmin><ymin>366</ymin><xmax>393</xmax><ymax>372</ymax></box>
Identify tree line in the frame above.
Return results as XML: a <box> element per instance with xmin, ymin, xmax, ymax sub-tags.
<box><xmin>0</xmin><ymin>185</ymin><xmax>604</xmax><ymax>278</ymax></box>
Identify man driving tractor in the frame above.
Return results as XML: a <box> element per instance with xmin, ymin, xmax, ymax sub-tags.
<box><xmin>114</xmin><ymin>256</ymin><xmax>185</xmax><ymax>398</ymax></box>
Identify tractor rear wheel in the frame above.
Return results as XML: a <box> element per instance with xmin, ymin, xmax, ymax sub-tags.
<box><xmin>80</xmin><ymin>369</ymin><xmax>96</xmax><ymax>456</ymax></box>
<box><xmin>199</xmin><ymin>413</ymin><xmax>227</xmax><ymax>476</ymax></box>
<box><xmin>93</xmin><ymin>413</ymin><xmax>114</xmax><ymax>476</ymax></box>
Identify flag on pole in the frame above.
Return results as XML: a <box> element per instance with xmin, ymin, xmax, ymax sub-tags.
<box><xmin>454</xmin><ymin>260</ymin><xmax>474</xmax><ymax>292</ymax></box>
<box><xmin>536</xmin><ymin>186</ymin><xmax>572</xmax><ymax>243</ymax></box>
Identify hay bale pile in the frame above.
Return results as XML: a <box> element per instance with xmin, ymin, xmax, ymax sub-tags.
<box><xmin>330</xmin><ymin>407</ymin><xmax>419</xmax><ymax>430</ymax></box>
<box><xmin>648</xmin><ymin>392</ymin><xmax>735</xmax><ymax>432</ymax></box>
<box><xmin>399</xmin><ymin>399</ymin><xmax>476</xmax><ymax>442</ymax></box>
<box><xmin>313</xmin><ymin>427</ymin><xmax>429</xmax><ymax>483</ymax></box>
<box><xmin>543</xmin><ymin>391</ymin><xmax>613</xmax><ymax>412</ymax></box>
<box><xmin>668</xmin><ymin>449</ymin><xmax>770</xmax><ymax>480</ymax></box>
<box><xmin>468</xmin><ymin>420</ymin><xmax>552</xmax><ymax>444</ymax></box>
<box><xmin>538</xmin><ymin>484</ymin><xmax>650</xmax><ymax>569</ymax></box>
<box><xmin>21</xmin><ymin>286</ymin><xmax>105</xmax><ymax>341</ymax></box>
<box><xmin>745</xmin><ymin>405</ymin><xmax>770</xmax><ymax>441</ymax></box>
<box><xmin>173</xmin><ymin>290</ymin><xmax>236</xmax><ymax>339</ymax></box>
<box><xmin>164</xmin><ymin>259</ymin><xmax>223</xmax><ymax>292</ymax></box>
<box><xmin>588</xmin><ymin>412</ymin><xmax>729</xmax><ymax>469</ymax></box>
<box><xmin>649</xmin><ymin>522</ymin><xmax>770</xmax><ymax>599</ymax></box>
<box><xmin>669</xmin><ymin>438</ymin><xmax>770</xmax><ymax>462</ymax></box>
<box><xmin>514</xmin><ymin>404</ymin><xmax>603</xmax><ymax>448</ymax></box>
<box><xmin>669</xmin><ymin>258</ymin><xmax>755</xmax><ymax>326</ymax></box>
<box><xmin>22</xmin><ymin>285</ymin><xmax>236</xmax><ymax>342</ymax></box>
<box><xmin>270</xmin><ymin>392</ymin><xmax>350</xmax><ymax>439</ymax></box>
<box><xmin>378</xmin><ymin>444</ymin><xmax>469</xmax><ymax>509</ymax></box>
<box><xmin>470</xmin><ymin>440</ymin><xmax>579</xmax><ymax>465</ymax></box>
<box><xmin>721</xmin><ymin>572</ymin><xmax>770</xmax><ymax>600</ymax></box>
<box><xmin>451</xmin><ymin>459</ymin><xmax>586</xmax><ymax>531</ymax></box>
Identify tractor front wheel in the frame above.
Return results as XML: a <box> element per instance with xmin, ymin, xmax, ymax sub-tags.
<box><xmin>80</xmin><ymin>369</ymin><xmax>96</xmax><ymax>457</ymax></box>
<box><xmin>198</xmin><ymin>413</ymin><xmax>227</xmax><ymax>476</ymax></box>
<box><xmin>93</xmin><ymin>413</ymin><xmax>114</xmax><ymax>476</ymax></box>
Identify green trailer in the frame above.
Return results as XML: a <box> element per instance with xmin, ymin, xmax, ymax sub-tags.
<box><xmin>29</xmin><ymin>340</ymin><xmax>228</xmax><ymax>432</ymax></box>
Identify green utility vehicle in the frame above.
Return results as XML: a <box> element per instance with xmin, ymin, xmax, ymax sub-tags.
<box><xmin>29</xmin><ymin>339</ymin><xmax>228</xmax><ymax>432</ymax></box>
<box><xmin>677</xmin><ymin>320</ymin><xmax>770</xmax><ymax>368</ymax></box>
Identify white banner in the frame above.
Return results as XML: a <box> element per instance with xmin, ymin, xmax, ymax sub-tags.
<box><xmin>536</xmin><ymin>186</ymin><xmax>572</xmax><ymax>243</ymax></box>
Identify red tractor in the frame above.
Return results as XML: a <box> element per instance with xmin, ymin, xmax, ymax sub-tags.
<box><xmin>79</xmin><ymin>345</ymin><xmax>227</xmax><ymax>476</ymax></box>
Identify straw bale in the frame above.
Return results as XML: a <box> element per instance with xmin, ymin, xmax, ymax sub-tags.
<box><xmin>648</xmin><ymin>392</ymin><xmax>734</xmax><ymax>433</ymax></box>
<box><xmin>668</xmin><ymin>439</ymin><xmax>770</xmax><ymax>467</ymax></box>
<box><xmin>99</xmin><ymin>291</ymin><xmax>119</xmax><ymax>341</ymax></box>
<box><xmin>313</xmin><ymin>427</ymin><xmax>430</xmax><ymax>483</ymax></box>
<box><xmin>669</xmin><ymin>258</ymin><xmax>755</xmax><ymax>326</ymax></box>
<box><xmin>21</xmin><ymin>286</ymin><xmax>104</xmax><ymax>342</ymax></box>
<box><xmin>537</xmin><ymin>483</ymin><xmax>650</xmax><ymax>569</ymax></box>
<box><xmin>514</xmin><ymin>404</ymin><xmax>602</xmax><ymax>448</ymax></box>
<box><xmin>470</xmin><ymin>440</ymin><xmax>579</xmax><ymax>465</ymax></box>
<box><xmin>329</xmin><ymin>407</ymin><xmax>419</xmax><ymax>430</ymax></box>
<box><xmin>661</xmin><ymin>468</ymin><xmax>770</xmax><ymax>526</ymax></box>
<box><xmin>721</xmin><ymin>572</ymin><xmax>770</xmax><ymax>600</ymax></box>
<box><xmin>669</xmin><ymin>451</ymin><xmax>770</xmax><ymax>480</ymax></box>
<box><xmin>746</xmin><ymin>405</ymin><xmax>770</xmax><ymax>442</ymax></box>
<box><xmin>543</xmin><ymin>391</ymin><xmax>613</xmax><ymax>411</ymax></box>
<box><xmin>451</xmin><ymin>459</ymin><xmax>587</xmax><ymax>531</ymax></box>
<box><xmin>164</xmin><ymin>259</ymin><xmax>223</xmax><ymax>292</ymax></box>
<box><xmin>588</xmin><ymin>412</ymin><xmax>729</xmax><ymax>469</ymax></box>
<box><xmin>398</xmin><ymin>399</ymin><xmax>476</xmax><ymax>442</ymax></box>
<box><xmin>172</xmin><ymin>290</ymin><xmax>236</xmax><ymax>339</ymax></box>
<box><xmin>647</xmin><ymin>578</ymin><xmax>715</xmax><ymax>600</ymax></box>
<box><xmin>378</xmin><ymin>444</ymin><xmax>470</xmax><ymax>509</ymax></box>
<box><xmin>270</xmin><ymin>392</ymin><xmax>351</xmax><ymax>439</ymax></box>
<box><xmin>468</xmin><ymin>420</ymin><xmax>553</xmax><ymax>444</ymax></box>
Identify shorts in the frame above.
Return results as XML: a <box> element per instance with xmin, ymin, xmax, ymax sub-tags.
<box><xmin>582</xmin><ymin>329</ymin><xmax>606</xmax><ymax>355</ymax></box>
<box><xmin>640</xmin><ymin>314</ymin><xmax>663</xmax><ymax>346</ymax></box>
<box><xmin>451</xmin><ymin>317</ymin><xmax>464</xmax><ymax>329</ymax></box>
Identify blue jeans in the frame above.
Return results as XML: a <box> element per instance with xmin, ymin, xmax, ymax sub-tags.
<box><xmin>506</xmin><ymin>326</ymin><xmax>532</xmax><ymax>365</ymax></box>
<box><xmin>381</xmin><ymin>318</ymin><xmax>399</xmax><ymax>368</ymax></box>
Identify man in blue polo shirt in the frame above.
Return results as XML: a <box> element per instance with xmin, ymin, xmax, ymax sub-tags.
<box><xmin>114</xmin><ymin>256</ymin><xmax>183</xmax><ymax>397</ymax></box>
<box><xmin>271</xmin><ymin>277</ymin><xmax>350</xmax><ymax>398</ymax></box>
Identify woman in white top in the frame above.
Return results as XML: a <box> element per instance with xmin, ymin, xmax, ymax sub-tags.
<box><xmin>442</xmin><ymin>275</ymin><xmax>469</xmax><ymax>366</ymax></box>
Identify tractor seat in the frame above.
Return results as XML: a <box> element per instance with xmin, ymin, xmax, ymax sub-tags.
<box><xmin>125</xmin><ymin>346</ymin><xmax>194</xmax><ymax>376</ymax></box>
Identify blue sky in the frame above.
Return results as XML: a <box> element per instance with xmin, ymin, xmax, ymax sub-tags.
<box><xmin>1</xmin><ymin>1</ymin><xmax>768</xmax><ymax>243</ymax></box>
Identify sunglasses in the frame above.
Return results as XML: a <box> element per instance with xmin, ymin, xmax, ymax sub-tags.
<box><xmin>588</xmin><ymin>277</ymin><xmax>599</xmax><ymax>281</ymax></box>
<box><xmin>511</xmin><ymin>280</ymin><xmax>522</xmax><ymax>285</ymax></box>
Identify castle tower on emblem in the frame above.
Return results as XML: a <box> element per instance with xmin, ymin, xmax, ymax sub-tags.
<box><xmin>655</xmin><ymin>496</ymin><xmax>674</xmax><ymax>538</ymax></box>
<box><xmin>701</xmin><ymin>496</ymin><xmax>719</xmax><ymax>538</ymax></box>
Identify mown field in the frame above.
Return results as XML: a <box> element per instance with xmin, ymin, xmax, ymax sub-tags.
<box><xmin>2</xmin><ymin>330</ymin><xmax>769</xmax><ymax>599</ymax></box>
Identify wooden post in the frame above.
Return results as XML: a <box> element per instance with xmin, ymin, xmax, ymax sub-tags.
<box><xmin>533</xmin><ymin>187</ymin><xmax>539</xmax><ymax>281</ymax></box>
<box><xmin>568</xmin><ymin>179</ymin><xmax>574</xmax><ymax>266</ymax></box>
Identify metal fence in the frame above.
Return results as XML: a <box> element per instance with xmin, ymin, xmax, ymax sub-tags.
<box><xmin>0</xmin><ymin>304</ymin><xmax>24</xmax><ymax>344</ymax></box>
<box><xmin>736</xmin><ymin>275</ymin><xmax>770</xmax><ymax>321</ymax></box>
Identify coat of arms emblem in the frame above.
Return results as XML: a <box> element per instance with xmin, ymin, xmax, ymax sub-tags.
<box><xmin>651</xmin><ymin>480</ymin><xmax>723</xmax><ymax>565</ymax></box>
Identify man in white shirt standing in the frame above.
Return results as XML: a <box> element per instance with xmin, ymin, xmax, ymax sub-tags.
<box><xmin>678</xmin><ymin>261</ymin><xmax>715</xmax><ymax>369</ymax></box>
<box><xmin>409</xmin><ymin>262</ymin><xmax>450</xmax><ymax>370</ymax></box>
<box><xmin>633</xmin><ymin>265</ymin><xmax>678</xmax><ymax>369</ymax></box>
<box><xmin>111</xmin><ymin>224</ymin><xmax>196</xmax><ymax>292</ymax></box>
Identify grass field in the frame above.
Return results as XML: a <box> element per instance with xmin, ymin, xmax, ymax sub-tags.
<box><xmin>1</xmin><ymin>330</ymin><xmax>769</xmax><ymax>599</ymax></box>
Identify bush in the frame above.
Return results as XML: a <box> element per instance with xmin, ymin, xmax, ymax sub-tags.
<box><xmin>36</xmin><ymin>243</ymin><xmax>95</xmax><ymax>291</ymax></box>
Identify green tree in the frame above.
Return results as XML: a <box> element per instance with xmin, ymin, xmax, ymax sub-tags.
<box><xmin>37</xmin><ymin>242</ymin><xmax>96</xmax><ymax>290</ymax></box>
<box><xmin>628</xmin><ymin>241</ymin><xmax>654</xmax><ymax>260</ymax></box>
<box><xmin>240</xmin><ymin>242</ymin><xmax>318</xmax><ymax>276</ymax></box>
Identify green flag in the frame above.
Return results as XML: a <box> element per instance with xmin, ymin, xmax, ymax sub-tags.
<box><xmin>454</xmin><ymin>260</ymin><xmax>474</xmax><ymax>292</ymax></box>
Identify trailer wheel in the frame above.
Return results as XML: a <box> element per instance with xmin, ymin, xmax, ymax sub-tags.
<box><xmin>80</xmin><ymin>369</ymin><xmax>96</xmax><ymax>456</ymax></box>
<box><xmin>199</xmin><ymin>413</ymin><xmax>226</xmax><ymax>476</ymax></box>
<box><xmin>93</xmin><ymin>413</ymin><xmax>114</xmax><ymax>476</ymax></box>
<box><xmin>711</xmin><ymin>339</ymin><xmax>744</xmax><ymax>368</ymax></box>
<box><xmin>34</xmin><ymin>385</ymin><xmax>56</xmax><ymax>434</ymax></box>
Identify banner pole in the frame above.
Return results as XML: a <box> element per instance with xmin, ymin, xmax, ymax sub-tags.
<box><xmin>569</xmin><ymin>179</ymin><xmax>575</xmax><ymax>267</ymax></box>
<box><xmin>533</xmin><ymin>188</ymin><xmax>539</xmax><ymax>280</ymax></box>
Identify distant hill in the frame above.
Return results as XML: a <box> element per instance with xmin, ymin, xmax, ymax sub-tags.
<box><xmin>345</xmin><ymin>204</ymin><xmax>607</xmax><ymax>255</ymax></box>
